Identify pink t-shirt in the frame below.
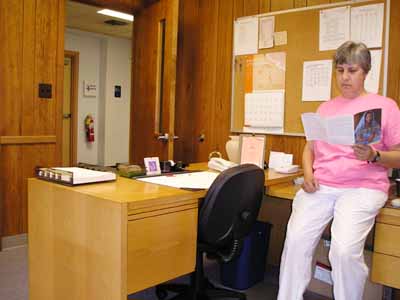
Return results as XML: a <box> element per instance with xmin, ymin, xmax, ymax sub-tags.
<box><xmin>313</xmin><ymin>93</ymin><xmax>400</xmax><ymax>193</ymax></box>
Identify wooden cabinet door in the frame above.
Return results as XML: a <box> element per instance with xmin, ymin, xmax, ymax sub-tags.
<box><xmin>130</xmin><ymin>0</ymin><xmax>179</xmax><ymax>163</ymax></box>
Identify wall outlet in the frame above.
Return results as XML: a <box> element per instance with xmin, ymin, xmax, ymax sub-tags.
<box><xmin>38</xmin><ymin>83</ymin><xmax>52</xmax><ymax>99</ymax></box>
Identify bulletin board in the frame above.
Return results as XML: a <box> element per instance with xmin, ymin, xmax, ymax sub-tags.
<box><xmin>231</xmin><ymin>0</ymin><xmax>387</xmax><ymax>134</ymax></box>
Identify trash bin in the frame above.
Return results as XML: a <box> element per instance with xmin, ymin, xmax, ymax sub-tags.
<box><xmin>220</xmin><ymin>221</ymin><xmax>272</xmax><ymax>290</ymax></box>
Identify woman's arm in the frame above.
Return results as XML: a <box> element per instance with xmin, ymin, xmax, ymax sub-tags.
<box><xmin>352</xmin><ymin>144</ymin><xmax>400</xmax><ymax>168</ymax></box>
<box><xmin>302</xmin><ymin>141</ymin><xmax>320</xmax><ymax>193</ymax></box>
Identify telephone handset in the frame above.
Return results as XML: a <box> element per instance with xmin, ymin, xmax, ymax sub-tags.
<box><xmin>208</xmin><ymin>157</ymin><xmax>237</xmax><ymax>172</ymax></box>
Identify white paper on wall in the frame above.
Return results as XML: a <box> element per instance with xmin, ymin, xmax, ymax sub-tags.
<box><xmin>259</xmin><ymin>16</ymin><xmax>275</xmax><ymax>49</ymax></box>
<box><xmin>319</xmin><ymin>6</ymin><xmax>350</xmax><ymax>51</ymax></box>
<box><xmin>234</xmin><ymin>17</ymin><xmax>259</xmax><ymax>56</ymax></box>
<box><xmin>351</xmin><ymin>3</ymin><xmax>384</xmax><ymax>48</ymax></box>
<box><xmin>244</xmin><ymin>90</ymin><xmax>285</xmax><ymax>128</ymax></box>
<box><xmin>302</xmin><ymin>60</ymin><xmax>332</xmax><ymax>102</ymax></box>
<box><xmin>365</xmin><ymin>49</ymin><xmax>382</xmax><ymax>94</ymax></box>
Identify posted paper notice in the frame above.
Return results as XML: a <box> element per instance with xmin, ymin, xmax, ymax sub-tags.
<box><xmin>302</xmin><ymin>60</ymin><xmax>332</xmax><ymax>101</ymax></box>
<box><xmin>234</xmin><ymin>17</ymin><xmax>259</xmax><ymax>56</ymax></box>
<box><xmin>319</xmin><ymin>6</ymin><xmax>350</xmax><ymax>51</ymax></box>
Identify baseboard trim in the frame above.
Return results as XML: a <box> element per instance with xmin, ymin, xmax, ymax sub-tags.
<box><xmin>1</xmin><ymin>234</ymin><xmax>28</xmax><ymax>250</ymax></box>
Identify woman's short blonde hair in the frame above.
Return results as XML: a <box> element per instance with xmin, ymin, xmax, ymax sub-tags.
<box><xmin>334</xmin><ymin>41</ymin><xmax>371</xmax><ymax>74</ymax></box>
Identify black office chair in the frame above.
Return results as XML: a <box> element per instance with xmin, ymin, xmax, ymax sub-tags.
<box><xmin>155</xmin><ymin>164</ymin><xmax>265</xmax><ymax>300</ymax></box>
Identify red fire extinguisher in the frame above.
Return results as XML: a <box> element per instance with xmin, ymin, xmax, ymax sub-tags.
<box><xmin>84</xmin><ymin>114</ymin><xmax>95</xmax><ymax>142</ymax></box>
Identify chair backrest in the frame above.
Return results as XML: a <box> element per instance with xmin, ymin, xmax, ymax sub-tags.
<box><xmin>198</xmin><ymin>164</ymin><xmax>265</xmax><ymax>248</ymax></box>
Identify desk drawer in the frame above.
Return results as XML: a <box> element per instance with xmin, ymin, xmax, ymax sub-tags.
<box><xmin>374</xmin><ymin>223</ymin><xmax>400</xmax><ymax>257</ymax></box>
<box><xmin>127</xmin><ymin>207</ymin><xmax>198</xmax><ymax>294</ymax></box>
<box><xmin>371</xmin><ymin>252</ymin><xmax>400</xmax><ymax>289</ymax></box>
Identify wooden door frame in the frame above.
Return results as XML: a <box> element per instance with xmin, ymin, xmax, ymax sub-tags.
<box><xmin>64</xmin><ymin>50</ymin><xmax>79</xmax><ymax>166</ymax></box>
<box><xmin>0</xmin><ymin>144</ymin><xmax>2</xmax><ymax>251</ymax></box>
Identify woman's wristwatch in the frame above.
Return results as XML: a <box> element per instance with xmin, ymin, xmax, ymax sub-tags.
<box><xmin>369</xmin><ymin>150</ymin><xmax>381</xmax><ymax>163</ymax></box>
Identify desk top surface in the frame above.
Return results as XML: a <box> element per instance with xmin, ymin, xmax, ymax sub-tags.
<box><xmin>29</xmin><ymin>163</ymin><xmax>302</xmax><ymax>205</ymax></box>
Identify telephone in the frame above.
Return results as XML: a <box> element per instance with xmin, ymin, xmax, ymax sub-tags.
<box><xmin>208</xmin><ymin>157</ymin><xmax>237</xmax><ymax>172</ymax></box>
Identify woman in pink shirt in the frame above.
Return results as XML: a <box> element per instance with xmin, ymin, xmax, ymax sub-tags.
<box><xmin>278</xmin><ymin>41</ymin><xmax>400</xmax><ymax>300</ymax></box>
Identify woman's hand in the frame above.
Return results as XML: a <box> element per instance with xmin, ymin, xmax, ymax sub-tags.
<box><xmin>302</xmin><ymin>173</ymin><xmax>320</xmax><ymax>193</ymax></box>
<box><xmin>352</xmin><ymin>144</ymin><xmax>375</xmax><ymax>161</ymax></box>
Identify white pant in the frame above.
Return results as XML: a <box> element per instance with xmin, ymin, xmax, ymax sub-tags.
<box><xmin>277</xmin><ymin>184</ymin><xmax>387</xmax><ymax>300</ymax></box>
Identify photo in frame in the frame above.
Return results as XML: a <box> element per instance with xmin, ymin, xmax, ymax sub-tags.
<box><xmin>239</xmin><ymin>134</ymin><xmax>266</xmax><ymax>169</ymax></box>
<box><xmin>144</xmin><ymin>157</ymin><xmax>161</xmax><ymax>175</ymax></box>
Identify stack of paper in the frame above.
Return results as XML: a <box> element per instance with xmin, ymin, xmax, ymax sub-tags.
<box><xmin>37</xmin><ymin>167</ymin><xmax>116</xmax><ymax>185</ymax></box>
<box><xmin>137</xmin><ymin>171</ymin><xmax>219</xmax><ymax>189</ymax></box>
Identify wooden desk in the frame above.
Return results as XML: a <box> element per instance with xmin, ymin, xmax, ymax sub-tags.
<box><xmin>28</xmin><ymin>167</ymin><xmax>301</xmax><ymax>300</ymax></box>
<box><xmin>371</xmin><ymin>206</ymin><xmax>400</xmax><ymax>289</ymax></box>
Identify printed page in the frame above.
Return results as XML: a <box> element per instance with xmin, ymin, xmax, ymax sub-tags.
<box><xmin>234</xmin><ymin>17</ymin><xmax>259</xmax><ymax>56</ymax></box>
<box><xmin>137</xmin><ymin>171</ymin><xmax>219</xmax><ymax>189</ymax></box>
<box><xmin>269</xmin><ymin>151</ymin><xmax>293</xmax><ymax>169</ymax></box>
<box><xmin>302</xmin><ymin>111</ymin><xmax>382</xmax><ymax>145</ymax></box>
<box><xmin>259</xmin><ymin>16</ymin><xmax>275</xmax><ymax>49</ymax></box>
<box><xmin>351</xmin><ymin>3</ymin><xmax>384</xmax><ymax>48</ymax></box>
<box><xmin>301</xmin><ymin>113</ymin><xmax>327</xmax><ymax>141</ymax></box>
<box><xmin>325</xmin><ymin>115</ymin><xmax>355</xmax><ymax>145</ymax></box>
<box><xmin>240</xmin><ymin>135</ymin><xmax>265</xmax><ymax>168</ymax></box>
<box><xmin>365</xmin><ymin>49</ymin><xmax>382</xmax><ymax>94</ymax></box>
<box><xmin>244</xmin><ymin>90</ymin><xmax>285</xmax><ymax>128</ymax></box>
<box><xmin>319</xmin><ymin>6</ymin><xmax>350</xmax><ymax>51</ymax></box>
<box><xmin>302</xmin><ymin>60</ymin><xmax>332</xmax><ymax>101</ymax></box>
<box><xmin>252</xmin><ymin>52</ymin><xmax>286</xmax><ymax>91</ymax></box>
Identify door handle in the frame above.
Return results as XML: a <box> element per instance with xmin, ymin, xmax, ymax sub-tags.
<box><xmin>63</xmin><ymin>113</ymin><xmax>72</xmax><ymax>119</ymax></box>
<box><xmin>157</xmin><ymin>133</ymin><xmax>169</xmax><ymax>142</ymax></box>
<box><xmin>173</xmin><ymin>135</ymin><xmax>179</xmax><ymax>140</ymax></box>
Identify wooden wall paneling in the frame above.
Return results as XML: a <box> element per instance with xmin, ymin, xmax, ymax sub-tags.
<box><xmin>55</xmin><ymin>0</ymin><xmax>65</xmax><ymax>165</ymax></box>
<box><xmin>265</xmin><ymin>135</ymin><xmax>306</xmax><ymax>165</ymax></box>
<box><xmin>233</xmin><ymin>0</ymin><xmax>245</xmax><ymax>19</ymax></box>
<box><xmin>30</xmin><ymin>0</ymin><xmax>58</xmax><ymax>136</ymax></box>
<box><xmin>21</xmin><ymin>144</ymin><xmax>57</xmax><ymax>233</ymax></box>
<box><xmin>21</xmin><ymin>0</ymin><xmax>36</xmax><ymax>137</ymax></box>
<box><xmin>244</xmin><ymin>0</ymin><xmax>260</xmax><ymax>16</ymax></box>
<box><xmin>387</xmin><ymin>0</ymin><xmax>400</xmax><ymax>104</ymax></box>
<box><xmin>191</xmin><ymin>0</ymin><xmax>219</xmax><ymax>161</ymax></box>
<box><xmin>130</xmin><ymin>2</ymin><xmax>159</xmax><ymax>162</ymax></box>
<box><xmin>0</xmin><ymin>136</ymin><xmax>57</xmax><ymax>145</ymax></box>
<box><xmin>259</xmin><ymin>0</ymin><xmax>271</xmax><ymax>13</ymax></box>
<box><xmin>213</xmin><ymin>0</ymin><xmax>235</xmax><ymax>159</ymax></box>
<box><xmin>174</xmin><ymin>0</ymin><xmax>199</xmax><ymax>161</ymax></box>
<box><xmin>162</xmin><ymin>0</ymin><xmax>179</xmax><ymax>159</ymax></box>
<box><xmin>307</xmin><ymin>0</ymin><xmax>330</xmax><ymax>6</ymax></box>
<box><xmin>0</xmin><ymin>1</ymin><xmax>23</xmax><ymax>136</ymax></box>
<box><xmin>2</xmin><ymin>146</ymin><xmax>23</xmax><ymax>235</ymax></box>
<box><xmin>270</xmin><ymin>0</ymin><xmax>295</xmax><ymax>12</ymax></box>
<box><xmin>0</xmin><ymin>0</ymin><xmax>64</xmax><ymax>236</ymax></box>
<box><xmin>130</xmin><ymin>0</ymin><xmax>179</xmax><ymax>163</ymax></box>
<box><xmin>295</xmin><ymin>0</ymin><xmax>307</xmax><ymax>7</ymax></box>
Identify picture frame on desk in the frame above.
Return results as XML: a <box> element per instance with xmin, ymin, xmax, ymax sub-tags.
<box><xmin>144</xmin><ymin>157</ymin><xmax>161</xmax><ymax>176</ymax></box>
<box><xmin>239</xmin><ymin>134</ymin><xmax>266</xmax><ymax>169</ymax></box>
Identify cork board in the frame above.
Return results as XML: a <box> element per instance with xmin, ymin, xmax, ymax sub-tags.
<box><xmin>232</xmin><ymin>0</ymin><xmax>386</xmax><ymax>134</ymax></box>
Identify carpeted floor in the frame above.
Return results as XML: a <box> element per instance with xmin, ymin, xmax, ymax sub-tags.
<box><xmin>0</xmin><ymin>245</ymin><xmax>328</xmax><ymax>300</ymax></box>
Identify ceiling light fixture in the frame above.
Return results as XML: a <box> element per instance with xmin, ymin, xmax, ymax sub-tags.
<box><xmin>97</xmin><ymin>9</ymin><xmax>134</xmax><ymax>22</ymax></box>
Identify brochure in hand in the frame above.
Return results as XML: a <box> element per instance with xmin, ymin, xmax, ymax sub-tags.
<box><xmin>301</xmin><ymin>108</ymin><xmax>382</xmax><ymax>145</ymax></box>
